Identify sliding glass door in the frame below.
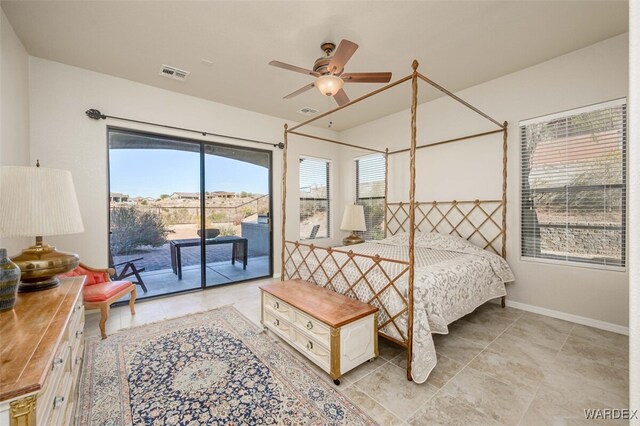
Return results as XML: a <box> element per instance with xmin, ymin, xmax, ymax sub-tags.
<box><xmin>108</xmin><ymin>128</ymin><xmax>272</xmax><ymax>300</ymax></box>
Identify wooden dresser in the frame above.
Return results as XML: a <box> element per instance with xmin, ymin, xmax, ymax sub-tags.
<box><xmin>0</xmin><ymin>276</ymin><xmax>85</xmax><ymax>426</ymax></box>
<box><xmin>260</xmin><ymin>279</ymin><xmax>378</xmax><ymax>385</ymax></box>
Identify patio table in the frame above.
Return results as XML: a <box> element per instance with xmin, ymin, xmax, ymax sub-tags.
<box><xmin>169</xmin><ymin>236</ymin><xmax>248</xmax><ymax>280</ymax></box>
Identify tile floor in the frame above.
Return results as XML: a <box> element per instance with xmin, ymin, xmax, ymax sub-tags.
<box><xmin>84</xmin><ymin>278</ymin><xmax>629</xmax><ymax>425</ymax></box>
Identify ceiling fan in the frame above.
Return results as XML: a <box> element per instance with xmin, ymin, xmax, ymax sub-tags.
<box><xmin>269</xmin><ymin>39</ymin><xmax>392</xmax><ymax>107</ymax></box>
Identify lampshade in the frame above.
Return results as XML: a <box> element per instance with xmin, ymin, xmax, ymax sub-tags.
<box><xmin>0</xmin><ymin>166</ymin><xmax>84</xmax><ymax>237</ymax></box>
<box><xmin>316</xmin><ymin>75</ymin><xmax>344</xmax><ymax>97</ymax></box>
<box><xmin>340</xmin><ymin>204</ymin><xmax>366</xmax><ymax>232</ymax></box>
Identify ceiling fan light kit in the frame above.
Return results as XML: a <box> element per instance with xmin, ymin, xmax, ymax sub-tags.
<box><xmin>269</xmin><ymin>39</ymin><xmax>392</xmax><ymax>107</ymax></box>
<box><xmin>315</xmin><ymin>75</ymin><xmax>344</xmax><ymax>96</ymax></box>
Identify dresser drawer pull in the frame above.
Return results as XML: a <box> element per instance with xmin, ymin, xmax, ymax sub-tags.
<box><xmin>76</xmin><ymin>356</ymin><xmax>83</xmax><ymax>366</ymax></box>
<box><xmin>273</xmin><ymin>301</ymin><xmax>279</xmax><ymax>309</ymax></box>
<box><xmin>306</xmin><ymin>341</ymin><xmax>313</xmax><ymax>350</ymax></box>
<box><xmin>74</xmin><ymin>305</ymin><xmax>82</xmax><ymax>313</ymax></box>
<box><xmin>52</xmin><ymin>358</ymin><xmax>64</xmax><ymax>369</ymax></box>
<box><xmin>76</xmin><ymin>330</ymin><xmax>84</xmax><ymax>338</ymax></box>
<box><xmin>273</xmin><ymin>318</ymin><xmax>280</xmax><ymax>326</ymax></box>
<box><xmin>306</xmin><ymin>321</ymin><xmax>313</xmax><ymax>330</ymax></box>
<box><xmin>53</xmin><ymin>396</ymin><xmax>65</xmax><ymax>409</ymax></box>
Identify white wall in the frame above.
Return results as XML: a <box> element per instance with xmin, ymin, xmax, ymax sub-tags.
<box><xmin>0</xmin><ymin>9</ymin><xmax>30</xmax><ymax>254</ymax></box>
<box><xmin>339</xmin><ymin>34</ymin><xmax>629</xmax><ymax>328</ymax></box>
<box><xmin>628</xmin><ymin>0</ymin><xmax>639</xmax><ymax>414</ymax></box>
<box><xmin>28</xmin><ymin>57</ymin><xmax>341</xmax><ymax>271</ymax></box>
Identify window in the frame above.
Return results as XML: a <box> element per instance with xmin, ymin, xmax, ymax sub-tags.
<box><xmin>356</xmin><ymin>154</ymin><xmax>386</xmax><ymax>240</ymax></box>
<box><xmin>520</xmin><ymin>99</ymin><xmax>626</xmax><ymax>268</ymax></box>
<box><xmin>299</xmin><ymin>156</ymin><xmax>330</xmax><ymax>240</ymax></box>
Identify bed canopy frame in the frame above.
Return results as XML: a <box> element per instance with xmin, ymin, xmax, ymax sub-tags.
<box><xmin>280</xmin><ymin>60</ymin><xmax>508</xmax><ymax>381</ymax></box>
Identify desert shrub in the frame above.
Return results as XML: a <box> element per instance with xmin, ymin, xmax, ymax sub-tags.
<box><xmin>208</xmin><ymin>211</ymin><xmax>229</xmax><ymax>222</ymax></box>
<box><xmin>110</xmin><ymin>206</ymin><xmax>170</xmax><ymax>254</ymax></box>
<box><xmin>239</xmin><ymin>206</ymin><xmax>256</xmax><ymax>217</ymax></box>
<box><xmin>163</xmin><ymin>208</ymin><xmax>192</xmax><ymax>225</ymax></box>
<box><xmin>218</xmin><ymin>225</ymin><xmax>237</xmax><ymax>236</ymax></box>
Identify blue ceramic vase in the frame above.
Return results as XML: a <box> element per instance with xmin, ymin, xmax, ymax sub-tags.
<box><xmin>0</xmin><ymin>248</ymin><xmax>20</xmax><ymax>311</ymax></box>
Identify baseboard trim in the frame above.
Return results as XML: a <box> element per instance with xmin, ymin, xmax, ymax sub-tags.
<box><xmin>494</xmin><ymin>299</ymin><xmax>629</xmax><ymax>336</ymax></box>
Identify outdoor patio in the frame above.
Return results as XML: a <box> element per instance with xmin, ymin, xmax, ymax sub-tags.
<box><xmin>112</xmin><ymin>242</ymin><xmax>271</xmax><ymax>299</ymax></box>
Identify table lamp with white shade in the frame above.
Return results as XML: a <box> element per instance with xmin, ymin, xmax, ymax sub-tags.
<box><xmin>340</xmin><ymin>204</ymin><xmax>366</xmax><ymax>246</ymax></box>
<box><xmin>0</xmin><ymin>163</ymin><xmax>84</xmax><ymax>292</ymax></box>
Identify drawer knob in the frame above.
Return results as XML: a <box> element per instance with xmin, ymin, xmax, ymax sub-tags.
<box><xmin>76</xmin><ymin>330</ymin><xmax>84</xmax><ymax>338</ymax></box>
<box><xmin>273</xmin><ymin>301</ymin><xmax>279</xmax><ymax>309</ymax></box>
<box><xmin>306</xmin><ymin>321</ymin><xmax>313</xmax><ymax>330</ymax></box>
<box><xmin>74</xmin><ymin>305</ymin><xmax>82</xmax><ymax>312</ymax></box>
<box><xmin>52</xmin><ymin>358</ymin><xmax>64</xmax><ymax>369</ymax></box>
<box><xmin>273</xmin><ymin>318</ymin><xmax>279</xmax><ymax>326</ymax></box>
<box><xmin>306</xmin><ymin>341</ymin><xmax>314</xmax><ymax>350</ymax></box>
<box><xmin>53</xmin><ymin>396</ymin><xmax>65</xmax><ymax>409</ymax></box>
<box><xmin>76</xmin><ymin>356</ymin><xmax>83</xmax><ymax>365</ymax></box>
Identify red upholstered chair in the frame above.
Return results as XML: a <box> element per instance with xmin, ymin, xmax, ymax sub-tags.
<box><xmin>60</xmin><ymin>263</ymin><xmax>136</xmax><ymax>339</ymax></box>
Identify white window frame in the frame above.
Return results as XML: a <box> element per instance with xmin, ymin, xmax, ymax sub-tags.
<box><xmin>519</xmin><ymin>98</ymin><xmax>627</xmax><ymax>271</ymax></box>
<box><xmin>355</xmin><ymin>153</ymin><xmax>386</xmax><ymax>240</ymax></box>
<box><xmin>299</xmin><ymin>155</ymin><xmax>331</xmax><ymax>241</ymax></box>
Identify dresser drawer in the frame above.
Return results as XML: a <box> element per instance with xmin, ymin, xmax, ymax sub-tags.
<box><xmin>291</xmin><ymin>309</ymin><xmax>330</xmax><ymax>345</ymax></box>
<box><xmin>291</xmin><ymin>331</ymin><xmax>330</xmax><ymax>372</ymax></box>
<box><xmin>263</xmin><ymin>293</ymin><xmax>291</xmax><ymax>317</ymax></box>
<box><xmin>262</xmin><ymin>309</ymin><xmax>293</xmax><ymax>340</ymax></box>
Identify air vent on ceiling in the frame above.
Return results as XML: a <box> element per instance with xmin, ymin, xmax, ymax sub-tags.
<box><xmin>298</xmin><ymin>107</ymin><xmax>318</xmax><ymax>116</ymax></box>
<box><xmin>159</xmin><ymin>64</ymin><xmax>190</xmax><ymax>82</ymax></box>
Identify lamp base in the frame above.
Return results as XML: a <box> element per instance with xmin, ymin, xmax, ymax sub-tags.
<box><xmin>342</xmin><ymin>232</ymin><xmax>364</xmax><ymax>246</ymax></box>
<box><xmin>11</xmin><ymin>238</ymin><xmax>79</xmax><ymax>293</ymax></box>
<box><xmin>18</xmin><ymin>277</ymin><xmax>61</xmax><ymax>293</ymax></box>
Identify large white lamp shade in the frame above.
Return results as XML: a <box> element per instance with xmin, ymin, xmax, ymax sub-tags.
<box><xmin>0</xmin><ymin>165</ymin><xmax>84</xmax><ymax>292</ymax></box>
<box><xmin>340</xmin><ymin>204</ymin><xmax>366</xmax><ymax>245</ymax></box>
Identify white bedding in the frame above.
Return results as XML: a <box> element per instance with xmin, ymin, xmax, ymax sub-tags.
<box><xmin>285</xmin><ymin>232</ymin><xmax>515</xmax><ymax>383</ymax></box>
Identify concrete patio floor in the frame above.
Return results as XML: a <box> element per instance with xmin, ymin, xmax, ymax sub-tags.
<box><xmin>119</xmin><ymin>255</ymin><xmax>271</xmax><ymax>301</ymax></box>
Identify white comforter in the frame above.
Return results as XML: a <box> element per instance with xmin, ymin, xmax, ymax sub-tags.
<box><xmin>285</xmin><ymin>232</ymin><xmax>515</xmax><ymax>383</ymax></box>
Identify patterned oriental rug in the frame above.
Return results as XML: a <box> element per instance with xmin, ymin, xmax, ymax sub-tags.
<box><xmin>79</xmin><ymin>306</ymin><xmax>374</xmax><ymax>425</ymax></box>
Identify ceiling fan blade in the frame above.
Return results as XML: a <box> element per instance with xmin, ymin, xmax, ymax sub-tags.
<box><xmin>341</xmin><ymin>72</ymin><xmax>392</xmax><ymax>83</ymax></box>
<box><xmin>328</xmin><ymin>39</ymin><xmax>358</xmax><ymax>74</ymax></box>
<box><xmin>269</xmin><ymin>60</ymin><xmax>319</xmax><ymax>77</ymax></box>
<box><xmin>283</xmin><ymin>83</ymin><xmax>315</xmax><ymax>99</ymax></box>
<box><xmin>333</xmin><ymin>88</ymin><xmax>350</xmax><ymax>106</ymax></box>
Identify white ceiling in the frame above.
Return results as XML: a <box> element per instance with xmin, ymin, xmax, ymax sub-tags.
<box><xmin>1</xmin><ymin>1</ymin><xmax>628</xmax><ymax>131</ymax></box>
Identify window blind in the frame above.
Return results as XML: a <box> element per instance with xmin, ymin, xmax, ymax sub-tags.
<box><xmin>356</xmin><ymin>154</ymin><xmax>386</xmax><ymax>240</ymax></box>
<box><xmin>520</xmin><ymin>99</ymin><xmax>626</xmax><ymax>268</ymax></box>
<box><xmin>299</xmin><ymin>157</ymin><xmax>330</xmax><ymax>240</ymax></box>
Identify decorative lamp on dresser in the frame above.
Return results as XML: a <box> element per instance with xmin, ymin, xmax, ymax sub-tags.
<box><xmin>0</xmin><ymin>276</ymin><xmax>85</xmax><ymax>426</ymax></box>
<box><xmin>260</xmin><ymin>279</ymin><xmax>378</xmax><ymax>385</ymax></box>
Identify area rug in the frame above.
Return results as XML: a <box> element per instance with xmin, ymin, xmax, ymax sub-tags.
<box><xmin>79</xmin><ymin>306</ymin><xmax>374</xmax><ymax>425</ymax></box>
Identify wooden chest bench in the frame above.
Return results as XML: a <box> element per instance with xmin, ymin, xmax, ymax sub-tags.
<box><xmin>260</xmin><ymin>279</ymin><xmax>379</xmax><ymax>385</ymax></box>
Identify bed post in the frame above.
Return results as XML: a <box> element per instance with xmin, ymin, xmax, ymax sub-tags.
<box><xmin>406</xmin><ymin>60</ymin><xmax>419</xmax><ymax>381</ymax></box>
<box><xmin>500</xmin><ymin>121</ymin><xmax>508</xmax><ymax>308</ymax></box>
<box><xmin>281</xmin><ymin>124</ymin><xmax>289</xmax><ymax>281</ymax></box>
<box><xmin>384</xmin><ymin>147</ymin><xmax>389</xmax><ymax>238</ymax></box>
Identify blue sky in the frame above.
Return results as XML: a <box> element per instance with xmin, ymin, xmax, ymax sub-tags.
<box><xmin>110</xmin><ymin>149</ymin><xmax>269</xmax><ymax>198</ymax></box>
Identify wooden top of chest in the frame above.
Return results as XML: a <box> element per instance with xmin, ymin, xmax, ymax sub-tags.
<box><xmin>260</xmin><ymin>279</ymin><xmax>378</xmax><ymax>328</ymax></box>
<box><xmin>0</xmin><ymin>276</ymin><xmax>84</xmax><ymax>401</ymax></box>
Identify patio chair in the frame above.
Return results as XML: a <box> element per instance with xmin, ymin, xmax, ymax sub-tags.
<box><xmin>60</xmin><ymin>263</ymin><xmax>136</xmax><ymax>339</ymax></box>
<box><xmin>309</xmin><ymin>224</ymin><xmax>320</xmax><ymax>239</ymax></box>
<box><xmin>109</xmin><ymin>251</ymin><xmax>148</xmax><ymax>293</ymax></box>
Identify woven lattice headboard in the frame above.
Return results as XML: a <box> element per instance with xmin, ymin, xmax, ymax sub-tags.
<box><xmin>385</xmin><ymin>200</ymin><xmax>505</xmax><ymax>256</ymax></box>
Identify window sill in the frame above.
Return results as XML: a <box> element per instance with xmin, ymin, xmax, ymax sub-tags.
<box><xmin>519</xmin><ymin>256</ymin><xmax>626</xmax><ymax>272</ymax></box>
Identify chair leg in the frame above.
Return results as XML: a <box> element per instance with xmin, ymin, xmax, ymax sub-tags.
<box><xmin>129</xmin><ymin>288</ymin><xmax>137</xmax><ymax>316</ymax></box>
<box><xmin>133</xmin><ymin>268</ymin><xmax>148</xmax><ymax>293</ymax></box>
<box><xmin>99</xmin><ymin>304</ymin><xmax>110</xmax><ymax>340</ymax></box>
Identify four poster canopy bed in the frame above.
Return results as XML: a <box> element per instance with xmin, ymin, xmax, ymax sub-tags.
<box><xmin>279</xmin><ymin>61</ymin><xmax>515</xmax><ymax>383</ymax></box>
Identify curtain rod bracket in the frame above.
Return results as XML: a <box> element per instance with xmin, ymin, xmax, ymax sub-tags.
<box><xmin>277</xmin><ymin>142</ymin><xmax>285</xmax><ymax>150</ymax></box>
<box><xmin>85</xmin><ymin>109</ymin><xmax>106</xmax><ymax>120</ymax></box>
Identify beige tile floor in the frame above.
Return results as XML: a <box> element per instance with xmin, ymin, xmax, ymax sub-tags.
<box><xmin>84</xmin><ymin>278</ymin><xmax>629</xmax><ymax>425</ymax></box>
